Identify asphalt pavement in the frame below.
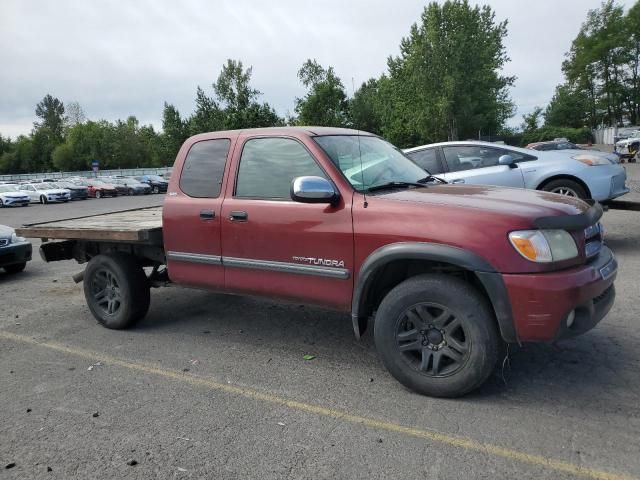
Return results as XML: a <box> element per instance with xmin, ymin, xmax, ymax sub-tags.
<box><xmin>1</xmin><ymin>176</ymin><xmax>639</xmax><ymax>480</ymax></box>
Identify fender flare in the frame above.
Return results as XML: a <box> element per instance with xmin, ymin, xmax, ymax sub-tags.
<box><xmin>351</xmin><ymin>242</ymin><xmax>517</xmax><ymax>343</ymax></box>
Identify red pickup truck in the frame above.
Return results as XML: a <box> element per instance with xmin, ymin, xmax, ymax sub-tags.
<box><xmin>20</xmin><ymin>127</ymin><xmax>617</xmax><ymax>398</ymax></box>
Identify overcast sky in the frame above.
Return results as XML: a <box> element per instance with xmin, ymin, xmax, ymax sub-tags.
<box><xmin>0</xmin><ymin>0</ymin><xmax>635</xmax><ymax>138</ymax></box>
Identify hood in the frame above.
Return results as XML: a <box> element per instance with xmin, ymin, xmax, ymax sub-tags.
<box><xmin>0</xmin><ymin>224</ymin><xmax>15</xmax><ymax>238</ymax></box>
<box><xmin>376</xmin><ymin>184</ymin><xmax>588</xmax><ymax>221</ymax></box>
<box><xmin>0</xmin><ymin>191</ymin><xmax>28</xmax><ymax>197</ymax></box>
<box><xmin>41</xmin><ymin>189</ymin><xmax>69</xmax><ymax>195</ymax></box>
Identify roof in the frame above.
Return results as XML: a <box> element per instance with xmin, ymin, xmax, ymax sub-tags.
<box><xmin>403</xmin><ymin>140</ymin><xmax>534</xmax><ymax>156</ymax></box>
<box><xmin>187</xmin><ymin>126</ymin><xmax>373</xmax><ymax>141</ymax></box>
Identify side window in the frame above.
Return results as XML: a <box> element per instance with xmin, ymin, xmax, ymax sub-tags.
<box><xmin>235</xmin><ymin>137</ymin><xmax>326</xmax><ymax>199</ymax></box>
<box><xmin>180</xmin><ymin>139</ymin><xmax>231</xmax><ymax>198</ymax></box>
<box><xmin>406</xmin><ymin>149</ymin><xmax>443</xmax><ymax>174</ymax></box>
<box><xmin>443</xmin><ymin>146</ymin><xmax>502</xmax><ymax>172</ymax></box>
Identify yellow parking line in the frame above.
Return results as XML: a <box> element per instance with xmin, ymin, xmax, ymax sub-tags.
<box><xmin>0</xmin><ymin>330</ymin><xmax>635</xmax><ymax>480</ymax></box>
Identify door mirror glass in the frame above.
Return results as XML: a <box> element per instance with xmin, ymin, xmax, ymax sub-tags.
<box><xmin>291</xmin><ymin>176</ymin><xmax>339</xmax><ymax>205</ymax></box>
<box><xmin>498</xmin><ymin>154</ymin><xmax>515</xmax><ymax>166</ymax></box>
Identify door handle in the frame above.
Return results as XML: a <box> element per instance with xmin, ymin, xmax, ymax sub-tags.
<box><xmin>451</xmin><ymin>179</ymin><xmax>465</xmax><ymax>184</ymax></box>
<box><xmin>200</xmin><ymin>209</ymin><xmax>215</xmax><ymax>220</ymax></box>
<box><xmin>229</xmin><ymin>211</ymin><xmax>248</xmax><ymax>222</ymax></box>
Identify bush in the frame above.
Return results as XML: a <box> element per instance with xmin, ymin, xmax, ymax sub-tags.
<box><xmin>521</xmin><ymin>127</ymin><xmax>593</xmax><ymax>146</ymax></box>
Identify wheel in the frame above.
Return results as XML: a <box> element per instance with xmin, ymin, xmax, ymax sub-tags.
<box><xmin>152</xmin><ymin>186</ymin><xmax>159</xmax><ymax>194</ymax></box>
<box><xmin>4</xmin><ymin>262</ymin><xmax>26</xmax><ymax>274</ymax></box>
<box><xmin>128</xmin><ymin>188</ymin><xmax>134</xmax><ymax>196</ymax></box>
<box><xmin>95</xmin><ymin>190</ymin><xmax>102</xmax><ymax>199</ymax></box>
<box><xmin>0</xmin><ymin>199</ymin><xmax>3</xmax><ymax>208</ymax></box>
<box><xmin>83</xmin><ymin>253</ymin><xmax>150</xmax><ymax>329</ymax></box>
<box><xmin>541</xmin><ymin>179</ymin><xmax>588</xmax><ymax>199</ymax></box>
<box><xmin>40</xmin><ymin>195</ymin><xmax>48</xmax><ymax>204</ymax></box>
<box><xmin>22</xmin><ymin>203</ymin><xmax>29</xmax><ymax>207</ymax></box>
<box><xmin>374</xmin><ymin>274</ymin><xmax>500</xmax><ymax>398</ymax></box>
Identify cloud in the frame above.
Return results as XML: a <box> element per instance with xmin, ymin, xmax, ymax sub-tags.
<box><xmin>0</xmin><ymin>0</ymin><xmax>635</xmax><ymax>138</ymax></box>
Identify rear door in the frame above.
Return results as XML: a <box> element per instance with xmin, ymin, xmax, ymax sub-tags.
<box><xmin>220</xmin><ymin>136</ymin><xmax>354</xmax><ymax>310</ymax></box>
<box><xmin>163</xmin><ymin>137</ymin><xmax>234</xmax><ymax>289</ymax></box>
<box><xmin>440</xmin><ymin>145</ymin><xmax>525</xmax><ymax>188</ymax></box>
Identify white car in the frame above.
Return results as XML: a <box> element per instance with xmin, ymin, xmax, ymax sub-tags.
<box><xmin>0</xmin><ymin>184</ymin><xmax>30</xmax><ymax>207</ymax></box>
<box><xmin>18</xmin><ymin>182</ymin><xmax>71</xmax><ymax>204</ymax></box>
<box><xmin>404</xmin><ymin>141</ymin><xmax>628</xmax><ymax>201</ymax></box>
<box><xmin>614</xmin><ymin>131</ymin><xmax>640</xmax><ymax>159</ymax></box>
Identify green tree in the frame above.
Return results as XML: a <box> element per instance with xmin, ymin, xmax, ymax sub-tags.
<box><xmin>544</xmin><ymin>84</ymin><xmax>589</xmax><ymax>128</ymax></box>
<box><xmin>294</xmin><ymin>59</ymin><xmax>350</xmax><ymax>127</ymax></box>
<box><xmin>380</xmin><ymin>0</ymin><xmax>514</xmax><ymax>146</ymax></box>
<box><xmin>349</xmin><ymin>78</ymin><xmax>383</xmax><ymax>134</ymax></box>
<box><xmin>521</xmin><ymin>106</ymin><xmax>543</xmax><ymax>132</ymax></box>
<box><xmin>35</xmin><ymin>94</ymin><xmax>65</xmax><ymax>140</ymax></box>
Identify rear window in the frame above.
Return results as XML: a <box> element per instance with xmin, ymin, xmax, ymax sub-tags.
<box><xmin>180</xmin><ymin>139</ymin><xmax>231</xmax><ymax>198</ymax></box>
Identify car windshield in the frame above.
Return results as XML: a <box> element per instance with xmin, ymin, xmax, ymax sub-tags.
<box><xmin>35</xmin><ymin>183</ymin><xmax>51</xmax><ymax>189</ymax></box>
<box><xmin>146</xmin><ymin>175</ymin><xmax>164</xmax><ymax>181</ymax></box>
<box><xmin>314</xmin><ymin>135</ymin><xmax>428</xmax><ymax>191</ymax></box>
<box><xmin>0</xmin><ymin>185</ymin><xmax>19</xmax><ymax>192</ymax></box>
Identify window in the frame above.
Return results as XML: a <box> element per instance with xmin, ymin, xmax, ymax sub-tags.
<box><xmin>406</xmin><ymin>148</ymin><xmax>443</xmax><ymax>174</ymax></box>
<box><xmin>235</xmin><ymin>137</ymin><xmax>326</xmax><ymax>199</ymax></box>
<box><xmin>443</xmin><ymin>145</ymin><xmax>534</xmax><ymax>172</ymax></box>
<box><xmin>180</xmin><ymin>139</ymin><xmax>231</xmax><ymax>198</ymax></box>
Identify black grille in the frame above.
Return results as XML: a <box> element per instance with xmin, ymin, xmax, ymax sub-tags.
<box><xmin>0</xmin><ymin>239</ymin><xmax>8</xmax><ymax>247</ymax></box>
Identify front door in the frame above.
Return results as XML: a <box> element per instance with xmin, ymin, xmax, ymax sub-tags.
<box><xmin>221</xmin><ymin>136</ymin><xmax>354</xmax><ymax>310</ymax></box>
<box><xmin>163</xmin><ymin>137</ymin><xmax>234</xmax><ymax>289</ymax></box>
<box><xmin>441</xmin><ymin>145</ymin><xmax>525</xmax><ymax>188</ymax></box>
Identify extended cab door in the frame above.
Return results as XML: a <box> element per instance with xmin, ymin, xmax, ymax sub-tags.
<box><xmin>440</xmin><ymin>145</ymin><xmax>525</xmax><ymax>188</ymax></box>
<box><xmin>163</xmin><ymin>137</ymin><xmax>234</xmax><ymax>289</ymax></box>
<box><xmin>220</xmin><ymin>135</ymin><xmax>354</xmax><ymax>310</ymax></box>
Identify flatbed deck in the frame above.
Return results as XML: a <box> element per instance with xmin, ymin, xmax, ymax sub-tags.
<box><xmin>16</xmin><ymin>207</ymin><xmax>163</xmax><ymax>244</ymax></box>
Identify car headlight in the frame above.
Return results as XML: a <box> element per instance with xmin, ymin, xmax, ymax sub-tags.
<box><xmin>573</xmin><ymin>154</ymin><xmax>611</xmax><ymax>166</ymax></box>
<box><xmin>509</xmin><ymin>230</ymin><xmax>578</xmax><ymax>263</ymax></box>
<box><xmin>10</xmin><ymin>232</ymin><xmax>25</xmax><ymax>244</ymax></box>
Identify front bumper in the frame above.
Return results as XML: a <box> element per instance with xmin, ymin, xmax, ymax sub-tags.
<box><xmin>1</xmin><ymin>197</ymin><xmax>29</xmax><ymax>206</ymax></box>
<box><xmin>48</xmin><ymin>194</ymin><xmax>70</xmax><ymax>202</ymax></box>
<box><xmin>501</xmin><ymin>246</ymin><xmax>617</xmax><ymax>342</ymax></box>
<box><xmin>0</xmin><ymin>241</ymin><xmax>32</xmax><ymax>267</ymax></box>
<box><xmin>583</xmin><ymin>164</ymin><xmax>629</xmax><ymax>201</ymax></box>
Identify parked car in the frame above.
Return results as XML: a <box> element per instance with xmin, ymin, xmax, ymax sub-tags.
<box><xmin>526</xmin><ymin>140</ymin><xmax>586</xmax><ymax>151</ymax></box>
<box><xmin>404</xmin><ymin>141</ymin><xmax>629</xmax><ymax>201</ymax></box>
<box><xmin>103</xmin><ymin>177</ymin><xmax>151</xmax><ymax>195</ymax></box>
<box><xmin>614</xmin><ymin>131</ymin><xmax>640</xmax><ymax>159</ymax></box>
<box><xmin>0</xmin><ymin>184</ymin><xmax>30</xmax><ymax>207</ymax></box>
<box><xmin>0</xmin><ymin>224</ymin><xmax>32</xmax><ymax>273</ymax></box>
<box><xmin>70</xmin><ymin>179</ymin><xmax>118</xmax><ymax>198</ymax></box>
<box><xmin>50</xmin><ymin>181</ymin><xmax>89</xmax><ymax>200</ymax></box>
<box><xmin>135</xmin><ymin>174</ymin><xmax>168</xmax><ymax>193</ymax></box>
<box><xmin>18</xmin><ymin>182</ymin><xmax>71</xmax><ymax>204</ymax></box>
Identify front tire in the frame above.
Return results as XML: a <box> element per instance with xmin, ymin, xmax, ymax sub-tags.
<box><xmin>541</xmin><ymin>179</ymin><xmax>588</xmax><ymax>199</ymax></box>
<box><xmin>128</xmin><ymin>188</ymin><xmax>134</xmax><ymax>196</ymax></box>
<box><xmin>95</xmin><ymin>190</ymin><xmax>102</xmax><ymax>199</ymax></box>
<box><xmin>40</xmin><ymin>195</ymin><xmax>48</xmax><ymax>204</ymax></box>
<box><xmin>374</xmin><ymin>274</ymin><xmax>500</xmax><ymax>398</ymax></box>
<box><xmin>83</xmin><ymin>253</ymin><xmax>150</xmax><ymax>329</ymax></box>
<box><xmin>152</xmin><ymin>186</ymin><xmax>159</xmax><ymax>194</ymax></box>
<box><xmin>4</xmin><ymin>262</ymin><xmax>26</xmax><ymax>274</ymax></box>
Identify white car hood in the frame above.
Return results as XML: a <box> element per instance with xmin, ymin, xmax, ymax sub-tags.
<box><xmin>37</xmin><ymin>189</ymin><xmax>68</xmax><ymax>195</ymax></box>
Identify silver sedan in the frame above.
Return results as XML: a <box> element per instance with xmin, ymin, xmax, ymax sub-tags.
<box><xmin>404</xmin><ymin>141</ymin><xmax>628</xmax><ymax>201</ymax></box>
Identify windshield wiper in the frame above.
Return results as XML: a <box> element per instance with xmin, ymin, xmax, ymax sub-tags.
<box><xmin>418</xmin><ymin>175</ymin><xmax>448</xmax><ymax>185</ymax></box>
<box><xmin>366</xmin><ymin>181</ymin><xmax>428</xmax><ymax>192</ymax></box>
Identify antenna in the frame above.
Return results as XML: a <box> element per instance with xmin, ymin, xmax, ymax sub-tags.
<box><xmin>352</xmin><ymin>76</ymin><xmax>367</xmax><ymax>208</ymax></box>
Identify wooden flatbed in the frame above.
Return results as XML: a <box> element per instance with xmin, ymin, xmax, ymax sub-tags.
<box><xmin>16</xmin><ymin>207</ymin><xmax>163</xmax><ymax>245</ymax></box>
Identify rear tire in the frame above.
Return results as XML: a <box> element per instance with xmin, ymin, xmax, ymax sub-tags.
<box><xmin>541</xmin><ymin>179</ymin><xmax>588</xmax><ymax>199</ymax></box>
<box><xmin>152</xmin><ymin>186</ymin><xmax>159</xmax><ymax>194</ymax></box>
<box><xmin>4</xmin><ymin>262</ymin><xmax>26</xmax><ymax>274</ymax></box>
<box><xmin>0</xmin><ymin>199</ymin><xmax>4</xmax><ymax>207</ymax></box>
<box><xmin>374</xmin><ymin>274</ymin><xmax>500</xmax><ymax>398</ymax></box>
<box><xmin>83</xmin><ymin>253</ymin><xmax>150</xmax><ymax>329</ymax></box>
<box><xmin>40</xmin><ymin>195</ymin><xmax>48</xmax><ymax>204</ymax></box>
<box><xmin>128</xmin><ymin>188</ymin><xmax>134</xmax><ymax>196</ymax></box>
<box><xmin>95</xmin><ymin>190</ymin><xmax>102</xmax><ymax>199</ymax></box>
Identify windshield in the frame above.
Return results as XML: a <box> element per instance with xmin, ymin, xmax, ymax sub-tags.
<box><xmin>147</xmin><ymin>175</ymin><xmax>164</xmax><ymax>181</ymax></box>
<box><xmin>0</xmin><ymin>185</ymin><xmax>19</xmax><ymax>193</ymax></box>
<box><xmin>35</xmin><ymin>183</ymin><xmax>51</xmax><ymax>189</ymax></box>
<box><xmin>314</xmin><ymin>135</ymin><xmax>427</xmax><ymax>191</ymax></box>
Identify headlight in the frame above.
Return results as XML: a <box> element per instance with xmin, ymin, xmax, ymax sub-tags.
<box><xmin>509</xmin><ymin>230</ymin><xmax>578</xmax><ymax>263</ymax></box>
<box><xmin>9</xmin><ymin>232</ymin><xmax>25</xmax><ymax>244</ymax></box>
<box><xmin>573</xmin><ymin>154</ymin><xmax>611</xmax><ymax>166</ymax></box>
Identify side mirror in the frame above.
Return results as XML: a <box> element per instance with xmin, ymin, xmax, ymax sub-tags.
<box><xmin>291</xmin><ymin>176</ymin><xmax>339</xmax><ymax>205</ymax></box>
<box><xmin>498</xmin><ymin>154</ymin><xmax>516</xmax><ymax>167</ymax></box>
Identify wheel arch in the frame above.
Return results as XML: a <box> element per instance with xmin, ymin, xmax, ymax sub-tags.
<box><xmin>537</xmin><ymin>174</ymin><xmax>591</xmax><ymax>198</ymax></box>
<box><xmin>352</xmin><ymin>242</ymin><xmax>517</xmax><ymax>343</ymax></box>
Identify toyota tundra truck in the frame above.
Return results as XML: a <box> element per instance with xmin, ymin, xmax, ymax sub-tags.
<box><xmin>17</xmin><ymin>127</ymin><xmax>617</xmax><ymax>398</ymax></box>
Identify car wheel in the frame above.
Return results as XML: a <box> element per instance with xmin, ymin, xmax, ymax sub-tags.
<box><xmin>374</xmin><ymin>274</ymin><xmax>500</xmax><ymax>398</ymax></box>
<box><xmin>4</xmin><ymin>262</ymin><xmax>27</xmax><ymax>274</ymax></box>
<box><xmin>0</xmin><ymin>199</ymin><xmax>4</xmax><ymax>208</ymax></box>
<box><xmin>40</xmin><ymin>195</ymin><xmax>48</xmax><ymax>204</ymax></box>
<box><xmin>95</xmin><ymin>190</ymin><xmax>102</xmax><ymax>199</ymax></box>
<box><xmin>83</xmin><ymin>253</ymin><xmax>150</xmax><ymax>329</ymax></box>
<box><xmin>128</xmin><ymin>188</ymin><xmax>134</xmax><ymax>196</ymax></box>
<box><xmin>542</xmin><ymin>179</ymin><xmax>588</xmax><ymax>199</ymax></box>
<box><xmin>152</xmin><ymin>186</ymin><xmax>159</xmax><ymax>194</ymax></box>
